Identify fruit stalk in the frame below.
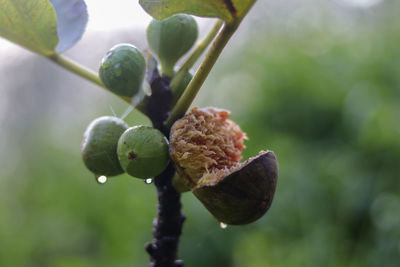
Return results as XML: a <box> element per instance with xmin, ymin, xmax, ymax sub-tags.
<box><xmin>165</xmin><ymin>22</ymin><xmax>238</xmax><ymax>128</ymax></box>
<box><xmin>48</xmin><ymin>54</ymin><xmax>105</xmax><ymax>88</ymax></box>
<box><xmin>169</xmin><ymin>20</ymin><xmax>224</xmax><ymax>96</ymax></box>
<box><xmin>165</xmin><ymin>0</ymin><xmax>258</xmax><ymax>128</ymax></box>
<box><xmin>47</xmin><ymin>53</ymin><xmax>148</xmax><ymax>113</ymax></box>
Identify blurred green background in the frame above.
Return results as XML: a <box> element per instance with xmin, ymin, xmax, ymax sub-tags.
<box><xmin>1</xmin><ymin>0</ymin><xmax>399</xmax><ymax>266</ymax></box>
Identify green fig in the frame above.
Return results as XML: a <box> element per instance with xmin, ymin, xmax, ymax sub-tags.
<box><xmin>81</xmin><ymin>116</ymin><xmax>128</xmax><ymax>176</ymax></box>
<box><xmin>147</xmin><ymin>14</ymin><xmax>198</xmax><ymax>76</ymax></box>
<box><xmin>99</xmin><ymin>44</ymin><xmax>146</xmax><ymax>98</ymax></box>
<box><xmin>117</xmin><ymin>126</ymin><xmax>170</xmax><ymax>178</ymax></box>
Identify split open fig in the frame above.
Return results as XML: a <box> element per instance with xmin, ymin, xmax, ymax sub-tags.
<box><xmin>169</xmin><ymin>107</ymin><xmax>278</xmax><ymax>225</ymax></box>
<box><xmin>193</xmin><ymin>151</ymin><xmax>278</xmax><ymax>225</ymax></box>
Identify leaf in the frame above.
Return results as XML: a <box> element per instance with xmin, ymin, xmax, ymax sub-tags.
<box><xmin>0</xmin><ymin>0</ymin><xmax>58</xmax><ymax>55</ymax></box>
<box><xmin>50</xmin><ymin>0</ymin><xmax>88</xmax><ymax>53</ymax></box>
<box><xmin>0</xmin><ymin>0</ymin><xmax>88</xmax><ymax>55</ymax></box>
<box><xmin>139</xmin><ymin>0</ymin><xmax>255</xmax><ymax>22</ymax></box>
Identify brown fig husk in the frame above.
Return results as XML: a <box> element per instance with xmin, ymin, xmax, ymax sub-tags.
<box><xmin>169</xmin><ymin>107</ymin><xmax>279</xmax><ymax>225</ymax></box>
<box><xmin>192</xmin><ymin>151</ymin><xmax>278</xmax><ymax>225</ymax></box>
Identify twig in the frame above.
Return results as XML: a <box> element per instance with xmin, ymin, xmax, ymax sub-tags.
<box><xmin>165</xmin><ymin>22</ymin><xmax>238</xmax><ymax>129</ymax></box>
<box><xmin>146</xmin><ymin>163</ymin><xmax>185</xmax><ymax>267</ymax></box>
<box><xmin>145</xmin><ymin>71</ymin><xmax>185</xmax><ymax>267</ymax></box>
<box><xmin>47</xmin><ymin>53</ymin><xmax>148</xmax><ymax>113</ymax></box>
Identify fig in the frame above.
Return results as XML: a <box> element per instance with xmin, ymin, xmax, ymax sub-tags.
<box><xmin>81</xmin><ymin>116</ymin><xmax>128</xmax><ymax>176</ymax></box>
<box><xmin>169</xmin><ymin>107</ymin><xmax>278</xmax><ymax>225</ymax></box>
<box><xmin>146</xmin><ymin>14</ymin><xmax>198</xmax><ymax>76</ymax></box>
<box><xmin>99</xmin><ymin>44</ymin><xmax>146</xmax><ymax>98</ymax></box>
<box><xmin>117</xmin><ymin>126</ymin><xmax>170</xmax><ymax>178</ymax></box>
<box><xmin>193</xmin><ymin>151</ymin><xmax>278</xmax><ymax>225</ymax></box>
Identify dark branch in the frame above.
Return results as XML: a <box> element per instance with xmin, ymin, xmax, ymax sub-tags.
<box><xmin>147</xmin><ymin>75</ymin><xmax>172</xmax><ymax>134</ymax></box>
<box><xmin>145</xmin><ymin>69</ymin><xmax>185</xmax><ymax>266</ymax></box>
<box><xmin>146</xmin><ymin>163</ymin><xmax>185</xmax><ymax>267</ymax></box>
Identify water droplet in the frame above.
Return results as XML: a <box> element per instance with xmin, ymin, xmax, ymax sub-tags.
<box><xmin>97</xmin><ymin>175</ymin><xmax>107</xmax><ymax>184</ymax></box>
<box><xmin>219</xmin><ymin>222</ymin><xmax>228</xmax><ymax>229</ymax></box>
<box><xmin>145</xmin><ymin>178</ymin><xmax>153</xmax><ymax>184</ymax></box>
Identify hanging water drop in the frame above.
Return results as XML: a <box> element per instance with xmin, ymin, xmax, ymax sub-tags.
<box><xmin>145</xmin><ymin>178</ymin><xmax>153</xmax><ymax>184</ymax></box>
<box><xmin>97</xmin><ymin>175</ymin><xmax>108</xmax><ymax>184</ymax></box>
<box><xmin>219</xmin><ymin>222</ymin><xmax>228</xmax><ymax>229</ymax></box>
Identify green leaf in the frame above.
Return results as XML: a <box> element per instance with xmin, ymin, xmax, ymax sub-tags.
<box><xmin>0</xmin><ymin>0</ymin><xmax>58</xmax><ymax>56</ymax></box>
<box><xmin>139</xmin><ymin>0</ymin><xmax>255</xmax><ymax>22</ymax></box>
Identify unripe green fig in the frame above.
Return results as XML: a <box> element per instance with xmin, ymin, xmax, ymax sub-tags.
<box><xmin>81</xmin><ymin>116</ymin><xmax>128</xmax><ymax>176</ymax></box>
<box><xmin>117</xmin><ymin>126</ymin><xmax>170</xmax><ymax>178</ymax></box>
<box><xmin>147</xmin><ymin>14</ymin><xmax>198</xmax><ymax>76</ymax></box>
<box><xmin>99</xmin><ymin>44</ymin><xmax>146</xmax><ymax>98</ymax></box>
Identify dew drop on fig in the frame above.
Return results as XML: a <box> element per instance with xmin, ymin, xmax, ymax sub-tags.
<box><xmin>145</xmin><ymin>178</ymin><xmax>153</xmax><ymax>184</ymax></box>
<box><xmin>97</xmin><ymin>175</ymin><xmax>107</xmax><ymax>184</ymax></box>
<box><xmin>219</xmin><ymin>222</ymin><xmax>228</xmax><ymax>229</ymax></box>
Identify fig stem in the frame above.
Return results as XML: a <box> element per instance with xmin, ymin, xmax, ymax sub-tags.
<box><xmin>170</xmin><ymin>20</ymin><xmax>224</xmax><ymax>95</ymax></box>
<box><xmin>165</xmin><ymin>22</ymin><xmax>238</xmax><ymax>128</ymax></box>
<box><xmin>47</xmin><ymin>54</ymin><xmax>115</xmax><ymax>95</ymax></box>
<box><xmin>47</xmin><ymin>53</ymin><xmax>148</xmax><ymax>113</ymax></box>
<box><xmin>160</xmin><ymin>61</ymin><xmax>175</xmax><ymax>78</ymax></box>
<box><xmin>165</xmin><ymin>1</ymin><xmax>257</xmax><ymax>129</ymax></box>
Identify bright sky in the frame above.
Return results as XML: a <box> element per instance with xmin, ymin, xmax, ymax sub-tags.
<box><xmin>84</xmin><ymin>0</ymin><xmax>152</xmax><ymax>30</ymax></box>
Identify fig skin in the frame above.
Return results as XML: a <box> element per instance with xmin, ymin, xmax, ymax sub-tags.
<box><xmin>193</xmin><ymin>151</ymin><xmax>278</xmax><ymax>225</ymax></box>
<box><xmin>117</xmin><ymin>126</ymin><xmax>170</xmax><ymax>178</ymax></box>
<box><xmin>147</xmin><ymin>14</ymin><xmax>198</xmax><ymax>76</ymax></box>
<box><xmin>99</xmin><ymin>44</ymin><xmax>146</xmax><ymax>98</ymax></box>
<box><xmin>81</xmin><ymin>116</ymin><xmax>128</xmax><ymax>176</ymax></box>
